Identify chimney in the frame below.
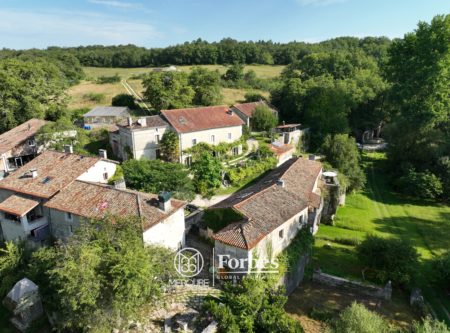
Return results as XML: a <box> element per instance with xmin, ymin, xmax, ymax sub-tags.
<box><xmin>128</xmin><ymin>117</ymin><xmax>133</xmax><ymax>126</ymax></box>
<box><xmin>308</xmin><ymin>154</ymin><xmax>316</xmax><ymax>161</ymax></box>
<box><xmin>113</xmin><ymin>178</ymin><xmax>126</xmax><ymax>190</ymax></box>
<box><xmin>137</xmin><ymin>117</ymin><xmax>147</xmax><ymax>127</ymax></box>
<box><xmin>158</xmin><ymin>191</ymin><xmax>172</xmax><ymax>212</ymax></box>
<box><xmin>30</xmin><ymin>168</ymin><xmax>38</xmax><ymax>179</ymax></box>
<box><xmin>276</xmin><ymin>179</ymin><xmax>285</xmax><ymax>188</ymax></box>
<box><xmin>227</xmin><ymin>109</ymin><xmax>234</xmax><ymax>116</ymax></box>
<box><xmin>64</xmin><ymin>145</ymin><xmax>73</xmax><ymax>154</ymax></box>
<box><xmin>99</xmin><ymin>149</ymin><xmax>107</xmax><ymax>159</ymax></box>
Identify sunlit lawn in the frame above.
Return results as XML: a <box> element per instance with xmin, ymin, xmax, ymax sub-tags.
<box><xmin>313</xmin><ymin>152</ymin><xmax>450</xmax><ymax>324</ymax></box>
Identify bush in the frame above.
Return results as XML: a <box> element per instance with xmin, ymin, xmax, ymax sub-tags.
<box><xmin>112</xmin><ymin>93</ymin><xmax>136</xmax><ymax>109</ymax></box>
<box><xmin>244</xmin><ymin>92</ymin><xmax>267</xmax><ymax>103</ymax></box>
<box><xmin>335</xmin><ymin>302</ymin><xmax>391</xmax><ymax>333</ymax></box>
<box><xmin>97</xmin><ymin>74</ymin><xmax>121</xmax><ymax>84</ymax></box>
<box><xmin>356</xmin><ymin>235</ymin><xmax>419</xmax><ymax>287</ymax></box>
<box><xmin>397</xmin><ymin>169</ymin><xmax>443</xmax><ymax>199</ymax></box>
<box><xmin>412</xmin><ymin>317</ymin><xmax>450</xmax><ymax>333</ymax></box>
<box><xmin>431</xmin><ymin>251</ymin><xmax>450</xmax><ymax>291</ymax></box>
<box><xmin>83</xmin><ymin>92</ymin><xmax>105</xmax><ymax>103</ymax></box>
<box><xmin>252</xmin><ymin>105</ymin><xmax>278</xmax><ymax>132</ymax></box>
<box><xmin>227</xmin><ymin>156</ymin><xmax>277</xmax><ymax>187</ymax></box>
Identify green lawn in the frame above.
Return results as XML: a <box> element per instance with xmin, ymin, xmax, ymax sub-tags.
<box><xmin>313</xmin><ymin>152</ymin><xmax>450</xmax><ymax>325</ymax></box>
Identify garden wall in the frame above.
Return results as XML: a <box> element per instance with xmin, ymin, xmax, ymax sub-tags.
<box><xmin>312</xmin><ymin>271</ymin><xmax>392</xmax><ymax>300</ymax></box>
<box><xmin>279</xmin><ymin>254</ymin><xmax>310</xmax><ymax>295</ymax></box>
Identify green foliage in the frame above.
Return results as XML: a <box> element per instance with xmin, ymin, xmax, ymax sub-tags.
<box><xmin>384</xmin><ymin>14</ymin><xmax>450</xmax><ymax>201</ymax></box>
<box><xmin>223</xmin><ymin>63</ymin><xmax>245</xmax><ymax>82</ymax></box>
<box><xmin>142</xmin><ymin>71</ymin><xmax>194</xmax><ymax>111</ymax></box>
<box><xmin>83</xmin><ymin>92</ymin><xmax>105</xmax><ymax>103</ymax></box>
<box><xmin>159</xmin><ymin>130</ymin><xmax>180</xmax><ymax>162</ymax></box>
<box><xmin>396</xmin><ymin>169</ymin><xmax>443</xmax><ymax>199</ymax></box>
<box><xmin>191</xmin><ymin>152</ymin><xmax>223</xmax><ymax>197</ymax></box>
<box><xmin>97</xmin><ymin>74</ymin><xmax>121</xmax><ymax>84</ymax></box>
<box><xmin>0</xmin><ymin>58</ymin><xmax>68</xmax><ymax>133</ymax></box>
<box><xmin>122</xmin><ymin>158</ymin><xmax>195</xmax><ymax>200</ymax></box>
<box><xmin>321</xmin><ymin>134</ymin><xmax>366</xmax><ymax>191</ymax></box>
<box><xmin>108</xmin><ymin>165</ymin><xmax>124</xmax><ymax>185</ymax></box>
<box><xmin>431</xmin><ymin>251</ymin><xmax>450</xmax><ymax>291</ymax></box>
<box><xmin>227</xmin><ymin>154</ymin><xmax>277</xmax><ymax>187</ymax></box>
<box><xmin>112</xmin><ymin>93</ymin><xmax>136</xmax><ymax>109</ymax></box>
<box><xmin>244</xmin><ymin>92</ymin><xmax>267</xmax><ymax>103</ymax></box>
<box><xmin>204</xmin><ymin>276</ymin><xmax>303</xmax><ymax>333</ymax></box>
<box><xmin>278</xmin><ymin>228</ymin><xmax>314</xmax><ymax>271</ymax></box>
<box><xmin>252</xmin><ymin>105</ymin><xmax>278</xmax><ymax>131</ymax></box>
<box><xmin>0</xmin><ymin>242</ymin><xmax>25</xmax><ymax>297</ymax></box>
<box><xmin>203</xmin><ymin>208</ymin><xmax>244</xmax><ymax>232</ymax></box>
<box><xmin>188</xmin><ymin>66</ymin><xmax>223</xmax><ymax>106</ymax></box>
<box><xmin>356</xmin><ymin>235</ymin><xmax>419</xmax><ymax>287</ymax></box>
<box><xmin>412</xmin><ymin>317</ymin><xmax>450</xmax><ymax>333</ymax></box>
<box><xmin>334</xmin><ymin>302</ymin><xmax>391</xmax><ymax>333</ymax></box>
<box><xmin>48</xmin><ymin>216</ymin><xmax>174</xmax><ymax>331</ymax></box>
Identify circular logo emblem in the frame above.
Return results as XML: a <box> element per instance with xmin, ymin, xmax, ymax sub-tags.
<box><xmin>174</xmin><ymin>247</ymin><xmax>204</xmax><ymax>278</ymax></box>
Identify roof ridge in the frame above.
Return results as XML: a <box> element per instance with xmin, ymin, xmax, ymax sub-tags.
<box><xmin>161</xmin><ymin>105</ymin><xmax>229</xmax><ymax>112</ymax></box>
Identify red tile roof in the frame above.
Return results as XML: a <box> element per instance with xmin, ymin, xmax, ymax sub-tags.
<box><xmin>0</xmin><ymin>119</ymin><xmax>48</xmax><ymax>154</ymax></box>
<box><xmin>0</xmin><ymin>150</ymin><xmax>101</xmax><ymax>199</ymax></box>
<box><xmin>0</xmin><ymin>195</ymin><xmax>40</xmax><ymax>216</ymax></box>
<box><xmin>269</xmin><ymin>143</ymin><xmax>294</xmax><ymax>157</ymax></box>
<box><xmin>161</xmin><ymin>106</ymin><xmax>244</xmax><ymax>133</ymax></box>
<box><xmin>212</xmin><ymin>157</ymin><xmax>322</xmax><ymax>250</ymax></box>
<box><xmin>232</xmin><ymin>101</ymin><xmax>268</xmax><ymax>118</ymax></box>
<box><xmin>45</xmin><ymin>181</ymin><xmax>186</xmax><ymax>231</ymax></box>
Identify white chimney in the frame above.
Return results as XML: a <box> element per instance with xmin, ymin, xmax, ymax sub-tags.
<box><xmin>276</xmin><ymin>179</ymin><xmax>285</xmax><ymax>187</ymax></box>
<box><xmin>64</xmin><ymin>145</ymin><xmax>73</xmax><ymax>154</ymax></box>
<box><xmin>113</xmin><ymin>178</ymin><xmax>126</xmax><ymax>190</ymax></box>
<box><xmin>158</xmin><ymin>191</ymin><xmax>172</xmax><ymax>212</ymax></box>
<box><xmin>30</xmin><ymin>168</ymin><xmax>38</xmax><ymax>179</ymax></box>
<box><xmin>99</xmin><ymin>149</ymin><xmax>107</xmax><ymax>159</ymax></box>
<box><xmin>128</xmin><ymin>117</ymin><xmax>133</xmax><ymax>126</ymax></box>
<box><xmin>137</xmin><ymin>117</ymin><xmax>147</xmax><ymax>127</ymax></box>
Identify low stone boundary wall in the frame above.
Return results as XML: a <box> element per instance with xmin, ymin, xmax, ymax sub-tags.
<box><xmin>313</xmin><ymin>271</ymin><xmax>392</xmax><ymax>300</ymax></box>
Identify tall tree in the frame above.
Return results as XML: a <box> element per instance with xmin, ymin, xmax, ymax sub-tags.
<box><xmin>252</xmin><ymin>105</ymin><xmax>278</xmax><ymax>132</ymax></box>
<box><xmin>159</xmin><ymin>130</ymin><xmax>180</xmax><ymax>162</ymax></box>
<box><xmin>188</xmin><ymin>67</ymin><xmax>223</xmax><ymax>106</ymax></box>
<box><xmin>191</xmin><ymin>152</ymin><xmax>223</xmax><ymax>197</ymax></box>
<box><xmin>142</xmin><ymin>71</ymin><xmax>194</xmax><ymax>111</ymax></box>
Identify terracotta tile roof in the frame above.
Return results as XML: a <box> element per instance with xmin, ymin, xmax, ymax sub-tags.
<box><xmin>161</xmin><ymin>106</ymin><xmax>244</xmax><ymax>133</ymax></box>
<box><xmin>117</xmin><ymin>115</ymin><xmax>168</xmax><ymax>130</ymax></box>
<box><xmin>276</xmin><ymin>124</ymin><xmax>301</xmax><ymax>129</ymax></box>
<box><xmin>0</xmin><ymin>195</ymin><xmax>40</xmax><ymax>216</ymax></box>
<box><xmin>0</xmin><ymin>119</ymin><xmax>48</xmax><ymax>154</ymax></box>
<box><xmin>0</xmin><ymin>150</ymin><xmax>101</xmax><ymax>199</ymax></box>
<box><xmin>44</xmin><ymin>181</ymin><xmax>186</xmax><ymax>231</ymax></box>
<box><xmin>212</xmin><ymin>157</ymin><xmax>322</xmax><ymax>250</ymax></box>
<box><xmin>269</xmin><ymin>143</ymin><xmax>294</xmax><ymax>157</ymax></box>
<box><xmin>232</xmin><ymin>101</ymin><xmax>268</xmax><ymax>118</ymax></box>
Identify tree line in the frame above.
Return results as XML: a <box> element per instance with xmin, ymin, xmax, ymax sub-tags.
<box><xmin>0</xmin><ymin>36</ymin><xmax>391</xmax><ymax>68</ymax></box>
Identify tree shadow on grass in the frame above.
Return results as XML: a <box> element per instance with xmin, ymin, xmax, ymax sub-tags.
<box><xmin>372</xmin><ymin>215</ymin><xmax>450</xmax><ymax>256</ymax></box>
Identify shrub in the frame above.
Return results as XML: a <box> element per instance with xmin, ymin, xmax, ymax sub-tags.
<box><xmin>83</xmin><ymin>92</ymin><xmax>105</xmax><ymax>103</ymax></box>
<box><xmin>335</xmin><ymin>302</ymin><xmax>391</xmax><ymax>333</ymax></box>
<box><xmin>244</xmin><ymin>92</ymin><xmax>267</xmax><ymax>103</ymax></box>
<box><xmin>252</xmin><ymin>105</ymin><xmax>278</xmax><ymax>132</ymax></box>
<box><xmin>431</xmin><ymin>251</ymin><xmax>450</xmax><ymax>291</ymax></box>
<box><xmin>397</xmin><ymin>169</ymin><xmax>443</xmax><ymax>199</ymax></box>
<box><xmin>111</xmin><ymin>93</ymin><xmax>136</xmax><ymax>109</ymax></box>
<box><xmin>356</xmin><ymin>235</ymin><xmax>419</xmax><ymax>287</ymax></box>
<box><xmin>412</xmin><ymin>317</ymin><xmax>450</xmax><ymax>333</ymax></box>
<box><xmin>97</xmin><ymin>74</ymin><xmax>121</xmax><ymax>84</ymax></box>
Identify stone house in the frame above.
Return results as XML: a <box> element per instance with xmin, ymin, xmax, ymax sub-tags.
<box><xmin>83</xmin><ymin>106</ymin><xmax>131</xmax><ymax>129</ymax></box>
<box><xmin>161</xmin><ymin>106</ymin><xmax>245</xmax><ymax>165</ymax></box>
<box><xmin>231</xmin><ymin>101</ymin><xmax>278</xmax><ymax>128</ymax></box>
<box><xmin>269</xmin><ymin>142</ymin><xmax>295</xmax><ymax>167</ymax></box>
<box><xmin>0</xmin><ymin>119</ymin><xmax>48</xmax><ymax>179</ymax></box>
<box><xmin>45</xmin><ymin>181</ymin><xmax>187</xmax><ymax>250</ymax></box>
<box><xmin>274</xmin><ymin>123</ymin><xmax>308</xmax><ymax>149</ymax></box>
<box><xmin>210</xmin><ymin>157</ymin><xmax>323</xmax><ymax>273</ymax></box>
<box><xmin>109</xmin><ymin>115</ymin><xmax>169</xmax><ymax>160</ymax></box>
<box><xmin>0</xmin><ymin>149</ymin><xmax>118</xmax><ymax>243</ymax></box>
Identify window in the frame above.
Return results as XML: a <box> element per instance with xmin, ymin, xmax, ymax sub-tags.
<box><xmin>155</xmin><ymin>148</ymin><xmax>161</xmax><ymax>159</ymax></box>
<box><xmin>69</xmin><ymin>225</ymin><xmax>73</xmax><ymax>234</ymax></box>
<box><xmin>192</xmin><ymin>138</ymin><xmax>197</xmax><ymax>146</ymax></box>
<box><xmin>155</xmin><ymin>135</ymin><xmax>160</xmax><ymax>144</ymax></box>
<box><xmin>66</xmin><ymin>212</ymin><xmax>73</xmax><ymax>221</ymax></box>
<box><xmin>227</xmin><ymin>133</ymin><xmax>232</xmax><ymax>140</ymax></box>
<box><xmin>103</xmin><ymin>172</ymin><xmax>108</xmax><ymax>180</ymax></box>
<box><xmin>211</xmin><ymin>135</ymin><xmax>215</xmax><ymax>143</ymax></box>
<box><xmin>185</xmin><ymin>156</ymin><xmax>192</xmax><ymax>167</ymax></box>
<box><xmin>5</xmin><ymin>213</ymin><xmax>20</xmax><ymax>222</ymax></box>
<box><xmin>279</xmin><ymin>229</ymin><xmax>284</xmax><ymax>239</ymax></box>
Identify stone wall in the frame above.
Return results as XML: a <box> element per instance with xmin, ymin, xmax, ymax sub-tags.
<box><xmin>278</xmin><ymin>254</ymin><xmax>310</xmax><ymax>295</ymax></box>
<box><xmin>313</xmin><ymin>271</ymin><xmax>392</xmax><ymax>300</ymax></box>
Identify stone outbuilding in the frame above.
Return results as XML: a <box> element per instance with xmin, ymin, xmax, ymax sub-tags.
<box><xmin>3</xmin><ymin>278</ymin><xmax>44</xmax><ymax>332</ymax></box>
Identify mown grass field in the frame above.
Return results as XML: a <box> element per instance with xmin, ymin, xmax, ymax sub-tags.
<box><xmin>313</xmin><ymin>152</ymin><xmax>450</xmax><ymax>325</ymax></box>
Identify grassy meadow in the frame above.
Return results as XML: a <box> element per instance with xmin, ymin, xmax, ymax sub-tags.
<box><xmin>313</xmin><ymin>152</ymin><xmax>450</xmax><ymax>325</ymax></box>
<box><xmin>68</xmin><ymin>65</ymin><xmax>282</xmax><ymax>110</ymax></box>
